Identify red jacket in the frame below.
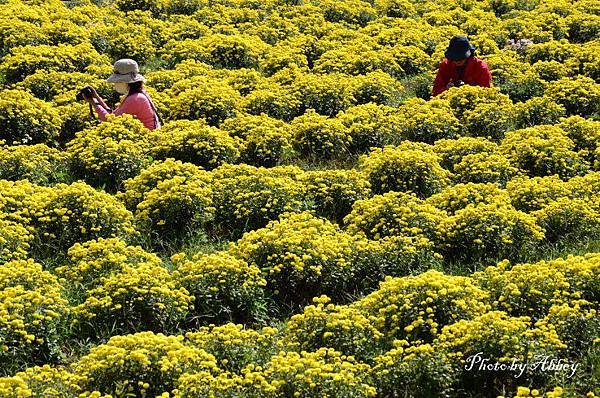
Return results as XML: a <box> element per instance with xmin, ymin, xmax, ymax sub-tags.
<box><xmin>432</xmin><ymin>57</ymin><xmax>492</xmax><ymax>96</ymax></box>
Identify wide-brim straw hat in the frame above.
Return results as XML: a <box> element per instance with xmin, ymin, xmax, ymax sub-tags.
<box><xmin>444</xmin><ymin>35</ymin><xmax>476</xmax><ymax>61</ymax></box>
<box><xmin>106</xmin><ymin>59</ymin><xmax>146</xmax><ymax>83</ymax></box>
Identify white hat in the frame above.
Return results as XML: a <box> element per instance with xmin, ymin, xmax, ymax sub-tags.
<box><xmin>106</xmin><ymin>59</ymin><xmax>145</xmax><ymax>83</ymax></box>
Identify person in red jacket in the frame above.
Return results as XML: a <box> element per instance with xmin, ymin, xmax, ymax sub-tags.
<box><xmin>432</xmin><ymin>36</ymin><xmax>492</xmax><ymax>97</ymax></box>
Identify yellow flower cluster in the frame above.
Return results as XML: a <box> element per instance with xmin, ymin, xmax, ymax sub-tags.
<box><xmin>359</xmin><ymin>143</ymin><xmax>450</xmax><ymax>197</ymax></box>
<box><xmin>1</xmin><ymin>42</ymin><xmax>109</xmax><ymax>84</ymax></box>
<box><xmin>173</xmin><ymin>251</ymin><xmax>266</xmax><ymax>323</ymax></box>
<box><xmin>355</xmin><ymin>270</ymin><xmax>490</xmax><ymax>343</ymax></box>
<box><xmin>0</xmin><ymin>90</ymin><xmax>62</xmax><ymax>145</ymax></box>
<box><xmin>73</xmin><ymin>331</ymin><xmax>219</xmax><ymax>397</ymax></box>
<box><xmin>0</xmin><ymin>365</ymin><xmax>84</xmax><ymax>398</ymax></box>
<box><xmin>282</xmin><ymin>295</ymin><xmax>383</xmax><ymax>362</ymax></box>
<box><xmin>150</xmin><ymin>119</ymin><xmax>242</xmax><ymax>169</ymax></box>
<box><xmin>427</xmin><ymin>182</ymin><xmax>511</xmax><ymax>215</ymax></box>
<box><xmin>1</xmin><ymin>0</ymin><xmax>600</xmax><ymax>395</ymax></box>
<box><xmin>0</xmin><ymin>144</ymin><xmax>69</xmax><ymax>185</ymax></box>
<box><xmin>220</xmin><ymin>113</ymin><xmax>293</xmax><ymax>167</ymax></box>
<box><xmin>440</xmin><ymin>85</ymin><xmax>515</xmax><ymax>140</ymax></box>
<box><xmin>499</xmin><ymin>125</ymin><xmax>589</xmax><ymax>179</ymax></box>
<box><xmin>117</xmin><ymin>158</ymin><xmax>209</xmax><ymax>211</ymax></box>
<box><xmin>396</xmin><ymin>98</ymin><xmax>460</xmax><ymax>143</ymax></box>
<box><xmin>27</xmin><ymin>181</ymin><xmax>136</xmax><ymax>256</ymax></box>
<box><xmin>0</xmin><ymin>218</ymin><xmax>32</xmax><ymax>264</ymax></box>
<box><xmin>0</xmin><ymin>259</ymin><xmax>67</xmax><ymax>373</ymax></box>
<box><xmin>345</xmin><ymin>191</ymin><xmax>445</xmax><ymax>244</ymax></box>
<box><xmin>336</xmin><ymin>103</ymin><xmax>403</xmax><ymax>154</ymax></box>
<box><xmin>230</xmin><ymin>211</ymin><xmax>389</xmax><ymax>307</ymax></box>
<box><xmin>261</xmin><ymin>348</ymin><xmax>376</xmax><ymax>398</ymax></box>
<box><xmin>210</xmin><ymin>164</ymin><xmax>306</xmax><ymax>236</ymax></box>
<box><xmin>438</xmin><ymin>202</ymin><xmax>545</xmax><ymax>262</ymax></box>
<box><xmin>300</xmin><ymin>169</ymin><xmax>371</xmax><ymax>224</ymax></box>
<box><xmin>66</xmin><ymin>114</ymin><xmax>153</xmax><ymax>192</ymax></box>
<box><xmin>289</xmin><ymin>108</ymin><xmax>352</xmax><ymax>160</ymax></box>
<box><xmin>134</xmin><ymin>175</ymin><xmax>215</xmax><ymax>242</ymax></box>
<box><xmin>71</xmin><ymin>262</ymin><xmax>192</xmax><ymax>337</ymax></box>
<box><xmin>55</xmin><ymin>237</ymin><xmax>161</xmax><ymax>291</ymax></box>
<box><xmin>185</xmin><ymin>323</ymin><xmax>278</xmax><ymax>373</ymax></box>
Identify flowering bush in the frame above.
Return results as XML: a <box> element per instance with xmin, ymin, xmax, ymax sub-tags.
<box><xmin>134</xmin><ymin>176</ymin><xmax>215</xmax><ymax>243</ymax></box>
<box><xmin>312</xmin><ymin>44</ymin><xmax>403</xmax><ymax>78</ymax></box>
<box><xmin>89</xmin><ymin>15</ymin><xmax>157</xmax><ymax>64</ymax></box>
<box><xmin>0</xmin><ymin>144</ymin><xmax>69</xmax><ymax>185</ymax></box>
<box><xmin>433</xmin><ymin>136</ymin><xmax>499</xmax><ymax>170</ymax></box>
<box><xmin>347</xmin><ymin>71</ymin><xmax>405</xmax><ymax>107</ymax></box>
<box><xmin>344</xmin><ymin>191</ymin><xmax>445</xmax><ymax>245</ymax></box>
<box><xmin>359</xmin><ymin>144</ymin><xmax>451</xmax><ymax>197</ymax></box>
<box><xmin>532</xmin><ymin>197</ymin><xmax>600</xmax><ymax>244</ymax></box>
<box><xmin>300</xmin><ymin>169</ymin><xmax>371</xmax><ymax>224</ymax></box>
<box><xmin>172</xmin><ymin>251</ymin><xmax>267</xmax><ymax>324</ymax></box>
<box><xmin>282</xmin><ymin>296</ymin><xmax>384</xmax><ymax>362</ymax></box>
<box><xmin>395</xmin><ymin>98</ymin><xmax>461</xmax><ymax>143</ymax></box>
<box><xmin>438</xmin><ymin>202</ymin><xmax>545</xmax><ymax>262</ymax></box>
<box><xmin>0</xmin><ymin>259</ymin><xmax>67</xmax><ymax>374</ymax></box>
<box><xmin>452</xmin><ymin>152</ymin><xmax>519</xmax><ymax>186</ymax></box>
<box><xmin>71</xmin><ymin>263</ymin><xmax>192</xmax><ymax>336</ymax></box>
<box><xmin>185</xmin><ymin>323</ymin><xmax>278</xmax><ymax>373</ymax></box>
<box><xmin>513</xmin><ymin>97</ymin><xmax>566</xmax><ymax>129</ymax></box>
<box><xmin>506</xmin><ymin>175</ymin><xmax>572</xmax><ymax>212</ymax></box>
<box><xmin>166</xmin><ymin>79</ymin><xmax>242</xmax><ymax>126</ymax></box>
<box><xmin>499</xmin><ymin>125</ymin><xmax>589</xmax><ymax>179</ymax></box>
<box><xmin>229</xmin><ymin>211</ymin><xmax>381</xmax><ymax>308</ymax></box>
<box><xmin>0</xmin><ymin>365</ymin><xmax>87</xmax><ymax>398</ymax></box>
<box><xmin>261</xmin><ymin>348</ymin><xmax>376</xmax><ymax>398</ymax></box>
<box><xmin>293</xmin><ymin>72</ymin><xmax>355</xmax><ymax>117</ymax></box>
<box><xmin>440</xmin><ymin>85</ymin><xmax>515</xmax><ymax>140</ymax></box>
<box><xmin>162</xmin><ymin>34</ymin><xmax>270</xmax><ymax>69</ymax></box>
<box><xmin>558</xmin><ymin>116</ymin><xmax>600</xmax><ymax>168</ymax></box>
<box><xmin>55</xmin><ymin>237</ymin><xmax>161</xmax><ymax>293</ymax></box>
<box><xmin>535</xmin><ymin>301</ymin><xmax>600</xmax><ymax>360</ymax></box>
<box><xmin>371</xmin><ymin>342</ymin><xmax>459</xmax><ymax>398</ymax></box>
<box><xmin>27</xmin><ymin>181</ymin><xmax>136</xmax><ymax>257</ymax></box>
<box><xmin>0</xmin><ymin>218</ymin><xmax>32</xmax><ymax>264</ymax></box>
<box><xmin>0</xmin><ymin>90</ymin><xmax>62</xmax><ymax>145</ymax></box>
<box><xmin>73</xmin><ymin>332</ymin><xmax>218</xmax><ymax>397</ymax></box>
<box><xmin>435</xmin><ymin>311</ymin><xmax>565</xmax><ymax>389</ymax></box>
<box><xmin>117</xmin><ymin>158</ymin><xmax>209</xmax><ymax>211</ymax></box>
<box><xmin>336</xmin><ymin>103</ymin><xmax>403</xmax><ymax>154</ymax></box>
<box><xmin>242</xmin><ymin>83</ymin><xmax>302</xmax><ymax>121</ymax></box>
<box><xmin>66</xmin><ymin>115</ymin><xmax>153</xmax><ymax>192</ymax></box>
<box><xmin>210</xmin><ymin>164</ymin><xmax>306</xmax><ymax>236</ymax></box>
<box><xmin>289</xmin><ymin>109</ymin><xmax>352</xmax><ymax>160</ymax></box>
<box><xmin>544</xmin><ymin>76</ymin><xmax>600</xmax><ymax>117</ymax></box>
<box><xmin>220</xmin><ymin>113</ymin><xmax>293</xmax><ymax>167</ymax></box>
<box><xmin>474</xmin><ymin>258</ymin><xmax>586</xmax><ymax>319</ymax></box>
<box><xmin>356</xmin><ymin>270</ymin><xmax>490</xmax><ymax>344</ymax></box>
<box><xmin>426</xmin><ymin>183</ymin><xmax>511</xmax><ymax>215</ymax></box>
<box><xmin>149</xmin><ymin>119</ymin><xmax>241</xmax><ymax>169</ymax></box>
<box><xmin>1</xmin><ymin>42</ymin><xmax>109</xmax><ymax>83</ymax></box>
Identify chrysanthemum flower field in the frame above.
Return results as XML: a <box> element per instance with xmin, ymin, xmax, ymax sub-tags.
<box><xmin>0</xmin><ymin>0</ymin><xmax>599</xmax><ymax>396</ymax></box>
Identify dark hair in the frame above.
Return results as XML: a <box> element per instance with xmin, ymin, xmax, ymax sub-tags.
<box><xmin>127</xmin><ymin>81</ymin><xmax>144</xmax><ymax>96</ymax></box>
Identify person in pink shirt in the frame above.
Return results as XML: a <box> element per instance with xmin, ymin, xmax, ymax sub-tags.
<box><xmin>84</xmin><ymin>59</ymin><xmax>161</xmax><ymax>130</ymax></box>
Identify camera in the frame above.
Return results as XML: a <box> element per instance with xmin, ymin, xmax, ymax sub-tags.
<box><xmin>455</xmin><ymin>80</ymin><xmax>465</xmax><ymax>87</ymax></box>
<box><xmin>76</xmin><ymin>86</ymin><xmax>94</xmax><ymax>101</ymax></box>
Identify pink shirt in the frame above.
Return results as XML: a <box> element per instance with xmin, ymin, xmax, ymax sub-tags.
<box><xmin>94</xmin><ymin>90</ymin><xmax>160</xmax><ymax>130</ymax></box>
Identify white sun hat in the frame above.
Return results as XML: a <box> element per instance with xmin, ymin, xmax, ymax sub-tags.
<box><xmin>106</xmin><ymin>59</ymin><xmax>146</xmax><ymax>83</ymax></box>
